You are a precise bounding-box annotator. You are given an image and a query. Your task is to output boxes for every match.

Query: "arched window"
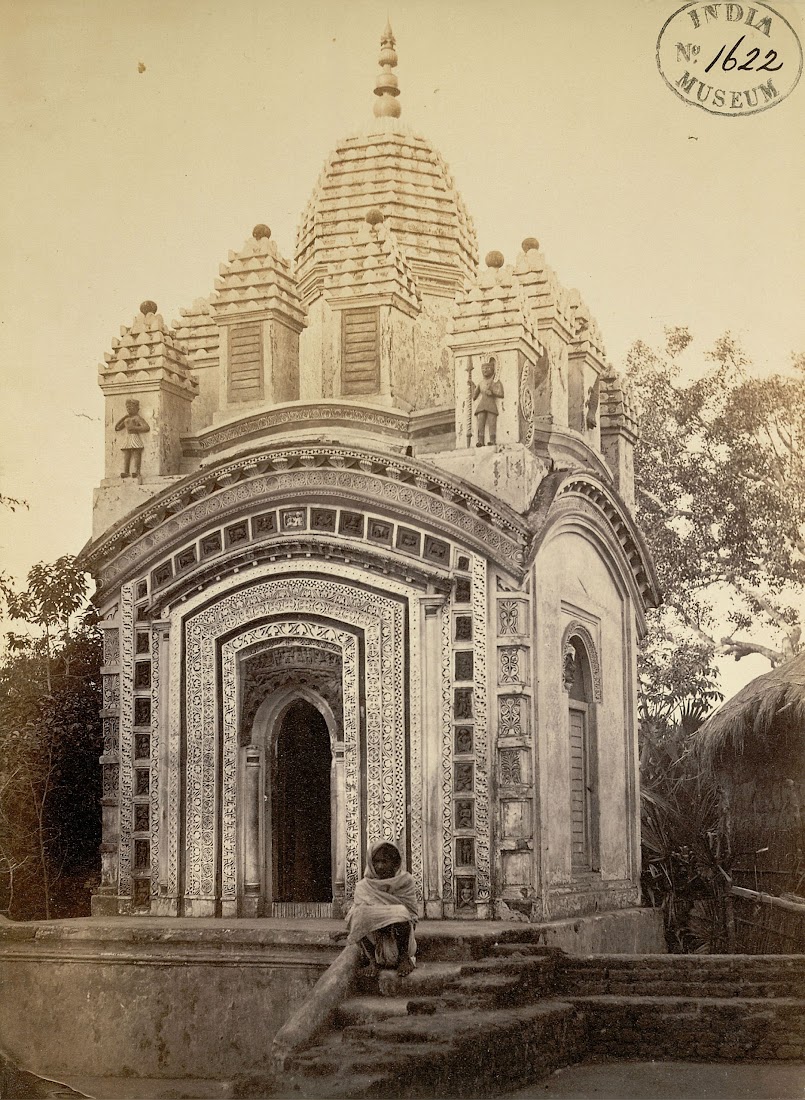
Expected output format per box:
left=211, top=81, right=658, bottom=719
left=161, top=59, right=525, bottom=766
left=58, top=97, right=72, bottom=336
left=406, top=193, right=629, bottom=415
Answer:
left=563, top=636, right=600, bottom=874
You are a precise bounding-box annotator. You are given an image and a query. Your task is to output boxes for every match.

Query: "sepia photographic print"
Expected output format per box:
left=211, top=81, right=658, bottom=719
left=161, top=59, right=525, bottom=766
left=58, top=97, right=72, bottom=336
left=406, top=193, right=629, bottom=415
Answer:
left=1, top=2, right=804, bottom=1098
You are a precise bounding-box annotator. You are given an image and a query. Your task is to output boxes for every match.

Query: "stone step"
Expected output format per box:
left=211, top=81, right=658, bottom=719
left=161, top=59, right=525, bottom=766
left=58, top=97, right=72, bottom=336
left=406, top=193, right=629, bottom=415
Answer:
left=573, top=994, right=805, bottom=1063
left=490, top=943, right=560, bottom=958
left=570, top=993, right=805, bottom=1007
left=458, top=953, right=554, bottom=975
left=458, top=953, right=558, bottom=990
left=341, top=1000, right=575, bottom=1046
left=405, top=993, right=491, bottom=1015
left=374, top=960, right=463, bottom=998
left=335, top=995, right=413, bottom=1027
left=411, top=927, right=569, bottom=964
left=285, top=1030, right=456, bottom=1089
left=319, top=1001, right=582, bottom=1098
left=450, top=971, right=523, bottom=997
left=567, top=963, right=805, bottom=981
left=563, top=955, right=805, bottom=979
left=565, top=977, right=804, bottom=998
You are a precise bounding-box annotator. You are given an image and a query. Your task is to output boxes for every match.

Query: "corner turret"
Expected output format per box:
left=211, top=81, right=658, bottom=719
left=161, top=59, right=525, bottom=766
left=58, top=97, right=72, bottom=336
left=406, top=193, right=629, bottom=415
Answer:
left=95, top=301, right=198, bottom=535
left=600, top=369, right=640, bottom=506
left=211, top=225, right=306, bottom=413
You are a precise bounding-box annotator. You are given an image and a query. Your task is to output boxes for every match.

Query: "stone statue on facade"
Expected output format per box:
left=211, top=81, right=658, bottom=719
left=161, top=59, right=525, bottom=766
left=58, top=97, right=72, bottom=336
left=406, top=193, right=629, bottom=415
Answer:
left=473, top=358, right=504, bottom=447
left=115, top=398, right=150, bottom=478
left=586, top=376, right=601, bottom=429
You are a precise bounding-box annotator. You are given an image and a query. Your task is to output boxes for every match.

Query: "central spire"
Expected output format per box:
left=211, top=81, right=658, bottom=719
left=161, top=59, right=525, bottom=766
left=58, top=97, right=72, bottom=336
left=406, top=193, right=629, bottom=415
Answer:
left=373, top=20, right=401, bottom=118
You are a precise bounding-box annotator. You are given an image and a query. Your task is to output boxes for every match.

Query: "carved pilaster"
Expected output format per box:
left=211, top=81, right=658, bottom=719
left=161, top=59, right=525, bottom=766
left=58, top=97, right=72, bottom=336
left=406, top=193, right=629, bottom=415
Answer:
left=92, top=620, right=122, bottom=916
left=493, top=576, right=538, bottom=921
left=241, top=746, right=261, bottom=918
left=421, top=594, right=448, bottom=917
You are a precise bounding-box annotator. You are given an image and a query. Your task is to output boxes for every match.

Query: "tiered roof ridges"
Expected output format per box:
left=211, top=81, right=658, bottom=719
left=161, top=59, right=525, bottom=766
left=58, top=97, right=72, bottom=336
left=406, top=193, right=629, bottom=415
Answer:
left=449, top=242, right=608, bottom=367
left=172, top=298, right=220, bottom=365
left=211, top=233, right=306, bottom=332
left=100, top=308, right=198, bottom=393
left=449, top=262, right=538, bottom=346
left=324, top=218, right=421, bottom=314
left=296, top=118, right=478, bottom=301
left=566, top=291, right=606, bottom=362
left=513, top=246, right=578, bottom=337
left=601, top=369, right=639, bottom=435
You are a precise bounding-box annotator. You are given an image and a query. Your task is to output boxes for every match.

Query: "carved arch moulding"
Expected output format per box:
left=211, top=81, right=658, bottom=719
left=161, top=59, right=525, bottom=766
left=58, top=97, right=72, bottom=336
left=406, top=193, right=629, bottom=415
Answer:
left=156, top=562, right=423, bottom=912
left=528, top=472, right=661, bottom=615
left=83, top=443, right=528, bottom=598
left=552, top=476, right=660, bottom=609
left=560, top=619, right=603, bottom=703
left=222, top=623, right=360, bottom=907
left=238, top=639, right=344, bottom=737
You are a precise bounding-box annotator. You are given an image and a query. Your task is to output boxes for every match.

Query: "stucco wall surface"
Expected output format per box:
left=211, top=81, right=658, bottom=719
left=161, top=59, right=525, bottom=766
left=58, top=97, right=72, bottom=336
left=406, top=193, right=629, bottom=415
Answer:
left=534, top=525, right=640, bottom=909
left=0, top=922, right=336, bottom=1079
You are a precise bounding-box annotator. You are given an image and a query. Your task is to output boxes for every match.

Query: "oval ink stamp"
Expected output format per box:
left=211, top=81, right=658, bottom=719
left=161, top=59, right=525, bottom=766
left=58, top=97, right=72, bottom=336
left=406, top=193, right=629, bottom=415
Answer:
left=657, top=2, right=803, bottom=115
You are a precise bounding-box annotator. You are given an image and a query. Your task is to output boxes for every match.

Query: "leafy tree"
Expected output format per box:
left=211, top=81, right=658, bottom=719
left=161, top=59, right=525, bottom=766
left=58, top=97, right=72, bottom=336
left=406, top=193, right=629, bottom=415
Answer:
left=627, top=329, right=805, bottom=677
left=628, top=331, right=805, bottom=950
left=0, top=492, right=28, bottom=611
left=0, top=557, right=101, bottom=919
left=3, top=555, right=90, bottom=691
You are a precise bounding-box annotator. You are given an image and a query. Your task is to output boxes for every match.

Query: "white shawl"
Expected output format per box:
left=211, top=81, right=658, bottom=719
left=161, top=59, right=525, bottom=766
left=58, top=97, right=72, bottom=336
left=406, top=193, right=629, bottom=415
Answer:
left=345, top=842, right=418, bottom=954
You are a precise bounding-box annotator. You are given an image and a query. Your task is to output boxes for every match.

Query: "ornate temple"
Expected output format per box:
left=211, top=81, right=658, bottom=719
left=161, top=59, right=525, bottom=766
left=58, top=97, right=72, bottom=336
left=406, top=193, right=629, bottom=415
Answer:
left=81, top=25, right=660, bottom=923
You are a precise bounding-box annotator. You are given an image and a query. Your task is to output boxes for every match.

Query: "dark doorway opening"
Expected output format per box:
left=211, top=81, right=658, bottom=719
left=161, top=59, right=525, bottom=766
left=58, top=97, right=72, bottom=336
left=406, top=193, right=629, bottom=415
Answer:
left=272, top=699, right=332, bottom=903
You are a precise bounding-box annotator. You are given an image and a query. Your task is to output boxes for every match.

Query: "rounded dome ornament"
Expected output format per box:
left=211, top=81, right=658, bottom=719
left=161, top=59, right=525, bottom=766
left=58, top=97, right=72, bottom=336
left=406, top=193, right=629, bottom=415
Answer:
left=365, top=208, right=385, bottom=227
left=252, top=224, right=272, bottom=240
left=485, top=251, right=504, bottom=269
left=521, top=237, right=540, bottom=253
left=139, top=300, right=158, bottom=316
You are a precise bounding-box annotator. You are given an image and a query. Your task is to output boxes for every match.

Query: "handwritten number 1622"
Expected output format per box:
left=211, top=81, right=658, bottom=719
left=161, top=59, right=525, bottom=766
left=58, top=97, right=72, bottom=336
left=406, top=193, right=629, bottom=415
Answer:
left=704, top=35, right=783, bottom=73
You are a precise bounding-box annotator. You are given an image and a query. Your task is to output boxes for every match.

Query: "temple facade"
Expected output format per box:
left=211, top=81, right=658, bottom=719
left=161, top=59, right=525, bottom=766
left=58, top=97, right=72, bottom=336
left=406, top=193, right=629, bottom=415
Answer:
left=81, top=25, right=659, bottom=922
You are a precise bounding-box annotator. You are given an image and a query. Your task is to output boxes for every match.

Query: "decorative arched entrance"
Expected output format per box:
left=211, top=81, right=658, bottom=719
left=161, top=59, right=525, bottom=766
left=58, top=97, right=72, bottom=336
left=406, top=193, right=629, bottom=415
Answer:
left=272, top=698, right=332, bottom=906
left=244, top=676, right=344, bottom=918
left=166, top=568, right=420, bottom=918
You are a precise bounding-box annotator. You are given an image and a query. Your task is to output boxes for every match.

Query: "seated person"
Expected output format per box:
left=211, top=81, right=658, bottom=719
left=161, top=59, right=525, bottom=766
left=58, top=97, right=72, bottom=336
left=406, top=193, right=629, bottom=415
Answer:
left=346, top=841, right=417, bottom=977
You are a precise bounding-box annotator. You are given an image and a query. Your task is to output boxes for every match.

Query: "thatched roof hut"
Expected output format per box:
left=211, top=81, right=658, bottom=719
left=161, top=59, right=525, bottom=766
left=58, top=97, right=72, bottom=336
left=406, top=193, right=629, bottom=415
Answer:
left=694, top=652, right=805, bottom=943
left=695, top=651, right=805, bottom=779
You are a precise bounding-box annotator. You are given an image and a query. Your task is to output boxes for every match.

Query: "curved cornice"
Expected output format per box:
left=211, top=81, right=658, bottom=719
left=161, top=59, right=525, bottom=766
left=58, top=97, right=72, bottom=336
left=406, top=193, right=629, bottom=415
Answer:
left=81, top=442, right=659, bottom=617
left=80, top=443, right=530, bottom=597
left=180, top=401, right=454, bottom=459
left=531, top=426, right=612, bottom=483
left=529, top=470, right=662, bottom=613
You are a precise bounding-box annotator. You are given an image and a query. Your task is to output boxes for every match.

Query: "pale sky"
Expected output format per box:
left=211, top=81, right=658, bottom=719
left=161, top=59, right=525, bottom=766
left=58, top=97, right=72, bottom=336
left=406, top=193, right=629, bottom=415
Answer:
left=1, top=0, right=804, bottom=695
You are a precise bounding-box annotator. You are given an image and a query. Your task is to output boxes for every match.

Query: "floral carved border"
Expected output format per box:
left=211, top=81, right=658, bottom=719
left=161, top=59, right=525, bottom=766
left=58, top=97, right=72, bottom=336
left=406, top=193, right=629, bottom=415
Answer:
left=440, top=603, right=454, bottom=901
left=472, top=555, right=491, bottom=901
left=221, top=624, right=360, bottom=900
left=117, top=584, right=135, bottom=897
left=149, top=624, right=162, bottom=892
left=165, top=563, right=422, bottom=906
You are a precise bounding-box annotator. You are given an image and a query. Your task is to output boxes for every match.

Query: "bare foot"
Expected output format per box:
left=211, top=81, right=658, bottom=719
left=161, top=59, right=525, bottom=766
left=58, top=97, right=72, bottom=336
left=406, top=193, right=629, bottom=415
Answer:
left=396, top=957, right=415, bottom=978
left=365, top=961, right=380, bottom=979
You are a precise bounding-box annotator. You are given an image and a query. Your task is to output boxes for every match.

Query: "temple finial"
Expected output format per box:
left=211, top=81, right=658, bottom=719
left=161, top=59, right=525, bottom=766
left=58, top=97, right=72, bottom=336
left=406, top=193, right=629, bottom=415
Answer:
left=374, top=21, right=401, bottom=118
